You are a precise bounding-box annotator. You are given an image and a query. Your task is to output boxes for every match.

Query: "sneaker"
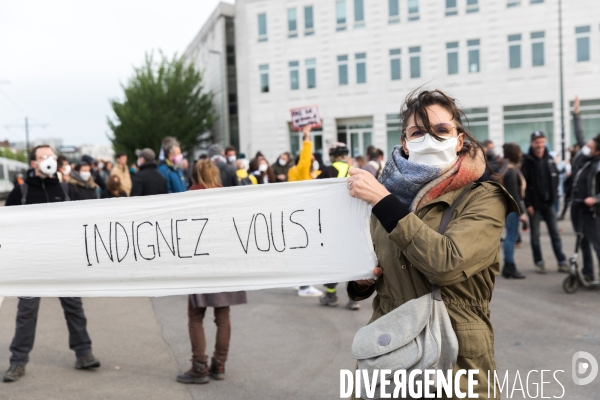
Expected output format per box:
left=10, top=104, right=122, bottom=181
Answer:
left=3, top=365, right=25, bottom=382
left=298, top=286, right=323, bottom=297
left=75, top=353, right=100, bottom=370
left=319, top=293, right=339, bottom=307
left=345, top=300, right=360, bottom=310
left=177, top=361, right=209, bottom=384
left=209, top=357, right=225, bottom=380
left=535, top=262, right=547, bottom=275
left=558, top=262, right=569, bottom=273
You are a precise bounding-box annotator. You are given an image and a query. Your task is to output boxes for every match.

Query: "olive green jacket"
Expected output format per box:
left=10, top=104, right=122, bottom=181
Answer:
left=349, top=182, right=518, bottom=399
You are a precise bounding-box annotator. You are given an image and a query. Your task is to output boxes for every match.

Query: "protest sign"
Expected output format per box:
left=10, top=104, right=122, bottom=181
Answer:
left=0, top=179, right=377, bottom=297
left=290, top=105, right=322, bottom=131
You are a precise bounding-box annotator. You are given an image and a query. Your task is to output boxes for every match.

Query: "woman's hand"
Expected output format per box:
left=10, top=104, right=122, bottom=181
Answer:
left=354, top=266, right=383, bottom=291
left=347, top=168, right=391, bottom=206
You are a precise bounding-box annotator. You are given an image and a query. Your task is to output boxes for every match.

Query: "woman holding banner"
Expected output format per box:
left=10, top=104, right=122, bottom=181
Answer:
left=176, top=159, right=247, bottom=385
left=346, top=89, right=518, bottom=399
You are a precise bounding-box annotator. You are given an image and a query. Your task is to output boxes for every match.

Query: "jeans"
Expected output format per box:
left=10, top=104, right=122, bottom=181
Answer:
left=529, top=203, right=567, bottom=265
left=503, top=212, right=520, bottom=264
left=571, top=203, right=600, bottom=279
left=187, top=297, right=230, bottom=365
left=9, top=297, right=92, bottom=366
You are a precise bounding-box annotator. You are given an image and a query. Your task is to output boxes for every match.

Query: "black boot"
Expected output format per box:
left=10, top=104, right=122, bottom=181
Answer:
left=502, top=262, right=525, bottom=279
left=176, top=361, right=209, bottom=384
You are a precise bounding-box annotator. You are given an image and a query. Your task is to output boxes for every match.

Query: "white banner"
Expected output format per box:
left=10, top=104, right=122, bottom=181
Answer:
left=0, top=180, right=377, bottom=297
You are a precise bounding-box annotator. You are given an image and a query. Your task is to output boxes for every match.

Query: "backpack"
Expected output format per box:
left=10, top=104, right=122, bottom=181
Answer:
left=20, top=182, right=70, bottom=205
left=491, top=162, right=526, bottom=198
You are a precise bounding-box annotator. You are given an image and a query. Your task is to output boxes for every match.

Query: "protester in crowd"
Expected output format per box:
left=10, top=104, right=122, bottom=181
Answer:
left=559, top=145, right=580, bottom=220
left=81, top=155, right=106, bottom=192
left=283, top=125, right=323, bottom=297
left=101, top=175, right=127, bottom=198
left=250, top=155, right=276, bottom=184
left=3, top=145, right=100, bottom=383
left=207, top=144, right=239, bottom=188
left=521, top=131, right=569, bottom=274
left=235, top=159, right=257, bottom=185
left=347, top=89, right=517, bottom=398
left=109, top=152, right=132, bottom=196
left=272, top=152, right=291, bottom=183
left=362, top=148, right=384, bottom=179
left=568, top=96, right=600, bottom=282
left=158, top=137, right=188, bottom=193
left=494, top=143, right=527, bottom=279
left=129, top=163, right=138, bottom=175
left=99, top=160, right=111, bottom=183
left=68, top=162, right=98, bottom=200
left=177, top=159, right=247, bottom=385
left=225, top=146, right=237, bottom=166
left=57, top=155, right=71, bottom=183
left=354, top=155, right=366, bottom=168
left=315, top=140, right=358, bottom=309
left=130, top=148, right=168, bottom=197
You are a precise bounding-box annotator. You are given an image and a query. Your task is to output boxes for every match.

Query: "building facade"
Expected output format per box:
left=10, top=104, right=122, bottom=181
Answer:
left=188, top=0, right=600, bottom=163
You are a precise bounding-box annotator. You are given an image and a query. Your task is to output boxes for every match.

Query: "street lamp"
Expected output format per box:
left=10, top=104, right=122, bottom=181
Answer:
left=558, top=0, right=566, bottom=160
left=209, top=49, right=227, bottom=148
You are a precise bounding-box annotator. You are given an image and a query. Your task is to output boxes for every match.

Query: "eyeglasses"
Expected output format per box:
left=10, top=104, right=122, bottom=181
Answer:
left=403, top=122, right=457, bottom=143
left=37, top=155, right=57, bottom=161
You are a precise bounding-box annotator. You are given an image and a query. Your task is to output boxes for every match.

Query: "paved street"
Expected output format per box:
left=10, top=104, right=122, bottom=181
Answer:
left=0, top=217, right=599, bottom=399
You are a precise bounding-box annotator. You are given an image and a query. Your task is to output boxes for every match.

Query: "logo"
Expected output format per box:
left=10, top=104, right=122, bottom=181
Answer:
left=572, top=351, right=598, bottom=386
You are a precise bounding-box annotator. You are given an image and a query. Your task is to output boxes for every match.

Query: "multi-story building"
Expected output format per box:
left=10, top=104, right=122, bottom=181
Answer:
left=187, top=0, right=600, bottom=162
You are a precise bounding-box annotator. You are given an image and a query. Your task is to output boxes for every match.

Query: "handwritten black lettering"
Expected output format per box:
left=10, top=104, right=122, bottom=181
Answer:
left=254, top=213, right=271, bottom=252
left=233, top=215, right=255, bottom=254
left=131, top=221, right=137, bottom=261
left=114, top=222, right=129, bottom=263
left=289, top=210, right=309, bottom=249
left=270, top=212, right=286, bottom=252
left=175, top=219, right=192, bottom=259
left=192, top=218, right=209, bottom=256
left=94, top=223, right=114, bottom=263
left=83, top=224, right=92, bottom=266
left=156, top=220, right=175, bottom=257
left=136, top=221, right=156, bottom=261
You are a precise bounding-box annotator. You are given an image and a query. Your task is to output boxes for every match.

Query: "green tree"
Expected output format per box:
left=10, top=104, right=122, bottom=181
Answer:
left=108, top=52, right=217, bottom=161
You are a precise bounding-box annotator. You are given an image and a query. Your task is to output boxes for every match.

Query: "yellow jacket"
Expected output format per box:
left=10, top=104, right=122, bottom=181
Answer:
left=110, top=164, right=132, bottom=196
left=236, top=169, right=258, bottom=185
left=288, top=141, right=313, bottom=182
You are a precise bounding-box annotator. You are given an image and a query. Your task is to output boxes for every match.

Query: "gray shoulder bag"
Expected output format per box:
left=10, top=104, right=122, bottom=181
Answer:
left=351, top=184, right=473, bottom=399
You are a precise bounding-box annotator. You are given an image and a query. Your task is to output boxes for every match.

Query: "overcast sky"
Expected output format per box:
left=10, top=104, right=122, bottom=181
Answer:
left=0, top=0, right=231, bottom=147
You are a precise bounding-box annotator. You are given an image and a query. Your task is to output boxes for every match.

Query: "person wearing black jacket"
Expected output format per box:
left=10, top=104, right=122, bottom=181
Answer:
left=67, top=163, right=98, bottom=201
left=81, top=154, right=106, bottom=191
left=130, top=148, right=168, bottom=197
left=569, top=96, right=600, bottom=282
left=207, top=144, right=239, bottom=188
left=3, top=145, right=100, bottom=383
left=521, top=131, right=568, bottom=274
left=497, top=143, right=527, bottom=279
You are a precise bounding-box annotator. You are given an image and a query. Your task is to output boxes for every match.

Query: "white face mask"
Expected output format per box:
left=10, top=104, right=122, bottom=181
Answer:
left=79, top=171, right=92, bottom=181
left=312, top=161, right=320, bottom=171
left=62, top=165, right=71, bottom=175
left=405, top=134, right=460, bottom=166
left=258, top=163, right=268, bottom=172
left=38, top=158, right=58, bottom=177
left=228, top=155, right=236, bottom=164
left=581, top=145, right=591, bottom=156
left=278, top=158, right=287, bottom=166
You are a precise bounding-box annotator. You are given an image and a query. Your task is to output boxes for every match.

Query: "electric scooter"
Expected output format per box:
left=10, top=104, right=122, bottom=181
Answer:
left=563, top=200, right=600, bottom=293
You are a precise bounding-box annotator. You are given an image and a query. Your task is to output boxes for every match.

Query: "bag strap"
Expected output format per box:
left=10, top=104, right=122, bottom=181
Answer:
left=432, top=182, right=474, bottom=301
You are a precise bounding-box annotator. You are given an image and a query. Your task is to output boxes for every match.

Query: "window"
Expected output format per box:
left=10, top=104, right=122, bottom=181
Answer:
left=306, top=59, right=316, bottom=89
left=504, top=103, right=554, bottom=150
left=386, top=114, right=402, bottom=156
left=304, top=6, right=314, bottom=36
left=354, top=0, right=365, bottom=28
left=507, top=0, right=521, bottom=7
left=259, top=64, right=269, bottom=93
left=409, top=46, right=421, bottom=78
left=336, top=0, right=347, bottom=31
left=338, top=55, right=349, bottom=85
left=531, top=31, right=545, bottom=66
left=468, top=39, right=480, bottom=73
left=570, top=99, right=600, bottom=143
left=446, top=42, right=459, bottom=75
left=408, top=0, right=419, bottom=21
left=337, top=121, right=373, bottom=157
left=290, top=124, right=323, bottom=156
left=289, top=61, right=300, bottom=90
left=388, top=0, right=400, bottom=24
left=467, top=0, right=479, bottom=13
left=390, top=49, right=401, bottom=80
left=463, top=108, right=489, bottom=142
left=508, top=34, right=522, bottom=69
left=258, top=13, right=267, bottom=42
left=446, top=0, right=458, bottom=16
left=356, top=53, right=367, bottom=84
left=530, top=0, right=544, bottom=3
left=576, top=26, right=591, bottom=62
left=287, top=8, right=298, bottom=38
